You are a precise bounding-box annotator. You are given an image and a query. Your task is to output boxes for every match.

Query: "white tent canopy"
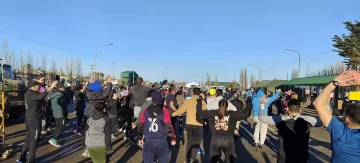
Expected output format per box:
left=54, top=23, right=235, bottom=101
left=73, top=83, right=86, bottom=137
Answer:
left=185, top=82, right=200, bottom=88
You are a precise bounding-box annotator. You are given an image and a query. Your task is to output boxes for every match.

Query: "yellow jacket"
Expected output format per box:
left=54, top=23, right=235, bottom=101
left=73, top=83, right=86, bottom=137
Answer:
left=172, top=95, right=207, bottom=126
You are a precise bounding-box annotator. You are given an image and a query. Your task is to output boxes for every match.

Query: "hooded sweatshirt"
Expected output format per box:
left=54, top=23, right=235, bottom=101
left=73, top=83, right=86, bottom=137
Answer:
left=252, top=90, right=279, bottom=117
left=85, top=109, right=112, bottom=151
left=85, top=81, right=112, bottom=117
left=137, top=104, right=175, bottom=143
left=50, top=91, right=68, bottom=118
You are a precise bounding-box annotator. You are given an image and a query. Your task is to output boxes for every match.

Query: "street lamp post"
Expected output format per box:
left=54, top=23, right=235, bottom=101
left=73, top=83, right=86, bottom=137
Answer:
left=163, top=64, right=167, bottom=79
left=133, top=60, right=145, bottom=84
left=94, top=44, right=113, bottom=81
left=249, top=64, right=262, bottom=81
left=282, top=48, right=301, bottom=74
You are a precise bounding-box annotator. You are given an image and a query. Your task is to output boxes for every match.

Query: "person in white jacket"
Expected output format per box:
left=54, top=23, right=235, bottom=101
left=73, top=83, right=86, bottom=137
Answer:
left=207, top=89, right=237, bottom=111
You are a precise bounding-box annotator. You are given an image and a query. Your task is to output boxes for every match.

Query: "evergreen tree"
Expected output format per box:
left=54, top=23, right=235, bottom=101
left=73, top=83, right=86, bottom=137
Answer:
left=333, top=21, right=360, bottom=66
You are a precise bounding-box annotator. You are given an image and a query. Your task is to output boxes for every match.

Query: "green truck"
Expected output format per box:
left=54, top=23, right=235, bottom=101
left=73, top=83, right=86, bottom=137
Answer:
left=0, top=64, right=26, bottom=119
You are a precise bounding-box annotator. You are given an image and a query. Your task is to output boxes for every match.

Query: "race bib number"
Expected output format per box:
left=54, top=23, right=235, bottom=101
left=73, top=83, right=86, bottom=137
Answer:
left=148, top=118, right=158, bottom=132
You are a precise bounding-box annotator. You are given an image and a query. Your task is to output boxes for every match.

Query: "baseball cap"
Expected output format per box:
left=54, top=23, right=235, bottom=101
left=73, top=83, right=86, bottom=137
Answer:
left=27, top=80, right=39, bottom=88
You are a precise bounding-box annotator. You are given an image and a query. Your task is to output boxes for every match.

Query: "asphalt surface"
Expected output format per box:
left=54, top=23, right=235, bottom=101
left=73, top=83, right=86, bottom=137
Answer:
left=2, top=104, right=332, bottom=163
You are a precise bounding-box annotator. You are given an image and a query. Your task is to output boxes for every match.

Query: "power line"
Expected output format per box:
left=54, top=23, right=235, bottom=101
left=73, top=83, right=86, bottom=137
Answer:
left=0, top=30, right=113, bottom=64
left=263, top=51, right=334, bottom=71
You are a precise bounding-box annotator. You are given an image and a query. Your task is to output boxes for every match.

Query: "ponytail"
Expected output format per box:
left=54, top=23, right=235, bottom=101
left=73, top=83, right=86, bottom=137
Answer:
left=218, top=99, right=228, bottom=120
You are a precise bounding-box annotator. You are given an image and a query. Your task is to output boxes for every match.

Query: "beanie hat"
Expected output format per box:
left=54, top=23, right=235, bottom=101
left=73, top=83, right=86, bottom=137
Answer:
left=88, top=81, right=102, bottom=92
left=152, top=91, right=162, bottom=104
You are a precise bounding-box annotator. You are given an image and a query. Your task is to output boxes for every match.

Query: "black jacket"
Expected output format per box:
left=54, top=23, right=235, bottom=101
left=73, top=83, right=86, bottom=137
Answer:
left=74, top=90, right=86, bottom=112
left=108, top=99, right=120, bottom=116
left=196, top=99, right=250, bottom=136
left=25, top=89, right=49, bottom=118
left=129, top=80, right=167, bottom=107
left=85, top=82, right=113, bottom=117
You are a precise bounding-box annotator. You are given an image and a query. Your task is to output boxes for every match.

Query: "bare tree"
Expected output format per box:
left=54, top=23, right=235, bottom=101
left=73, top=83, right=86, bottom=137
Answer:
left=2, top=39, right=10, bottom=64
left=12, top=51, right=19, bottom=71
left=41, top=55, right=47, bottom=74
left=69, top=58, right=74, bottom=80
left=27, top=52, right=33, bottom=79
left=291, top=69, right=300, bottom=79
left=206, top=72, right=211, bottom=89
left=59, top=68, right=65, bottom=77
left=239, top=69, right=244, bottom=90
left=215, top=74, right=218, bottom=86
left=34, top=56, right=40, bottom=72
left=75, top=57, right=82, bottom=79
left=244, top=68, right=248, bottom=89
left=50, top=60, right=57, bottom=74
left=250, top=74, right=256, bottom=87
left=19, top=50, right=25, bottom=81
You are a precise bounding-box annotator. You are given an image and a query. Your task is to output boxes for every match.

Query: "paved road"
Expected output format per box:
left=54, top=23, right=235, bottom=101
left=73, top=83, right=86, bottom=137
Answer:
left=2, top=105, right=331, bottom=163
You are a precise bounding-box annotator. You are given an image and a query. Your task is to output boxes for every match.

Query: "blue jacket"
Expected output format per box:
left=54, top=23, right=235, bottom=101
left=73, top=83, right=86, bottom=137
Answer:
left=247, top=90, right=253, bottom=98
left=252, top=90, right=279, bottom=117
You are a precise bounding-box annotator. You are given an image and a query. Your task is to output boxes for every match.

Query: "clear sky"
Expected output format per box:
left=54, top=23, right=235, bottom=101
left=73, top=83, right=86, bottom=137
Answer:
left=0, top=0, right=358, bottom=83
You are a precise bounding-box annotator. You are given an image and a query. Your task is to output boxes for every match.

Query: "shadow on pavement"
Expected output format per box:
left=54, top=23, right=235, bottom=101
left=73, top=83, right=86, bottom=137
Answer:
left=116, top=142, right=140, bottom=163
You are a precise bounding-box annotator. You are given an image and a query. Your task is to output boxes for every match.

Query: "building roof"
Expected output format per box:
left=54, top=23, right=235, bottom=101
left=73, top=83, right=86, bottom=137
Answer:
left=282, top=75, right=337, bottom=85
left=261, top=80, right=287, bottom=88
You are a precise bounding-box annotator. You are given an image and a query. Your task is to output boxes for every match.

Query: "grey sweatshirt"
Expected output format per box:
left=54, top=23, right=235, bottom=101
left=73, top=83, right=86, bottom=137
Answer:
left=85, top=110, right=112, bottom=151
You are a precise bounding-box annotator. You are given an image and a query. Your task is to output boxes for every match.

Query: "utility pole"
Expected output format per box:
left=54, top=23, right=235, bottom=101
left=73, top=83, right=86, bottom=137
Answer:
left=282, top=48, right=301, bottom=76
left=94, top=44, right=113, bottom=81
left=287, top=73, right=288, bottom=80
left=90, top=64, right=94, bottom=80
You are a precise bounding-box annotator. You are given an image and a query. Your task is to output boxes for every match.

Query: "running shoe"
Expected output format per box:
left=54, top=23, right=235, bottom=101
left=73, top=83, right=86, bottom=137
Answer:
left=47, top=128, right=52, bottom=132
left=74, top=130, right=82, bottom=136
left=252, top=142, right=258, bottom=147
left=136, top=142, right=143, bottom=149
left=82, top=151, right=90, bottom=157
left=41, top=129, right=47, bottom=134
left=258, top=144, right=263, bottom=148
left=118, top=128, right=123, bottom=132
left=111, top=134, right=116, bottom=139
left=48, top=138, right=61, bottom=147
left=197, top=148, right=204, bottom=154
left=123, top=136, right=128, bottom=140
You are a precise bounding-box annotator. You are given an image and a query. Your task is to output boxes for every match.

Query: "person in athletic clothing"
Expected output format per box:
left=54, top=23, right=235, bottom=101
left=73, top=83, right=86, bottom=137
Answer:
left=259, top=99, right=322, bottom=163
left=137, top=91, right=176, bottom=163
left=252, top=89, right=280, bottom=148
left=313, top=71, right=360, bottom=163
left=196, top=99, right=251, bottom=163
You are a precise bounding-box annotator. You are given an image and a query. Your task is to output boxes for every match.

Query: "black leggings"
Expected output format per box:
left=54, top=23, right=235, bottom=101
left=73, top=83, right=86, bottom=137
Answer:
left=210, top=135, right=236, bottom=163
left=52, top=117, right=66, bottom=140
left=75, top=109, right=84, bottom=131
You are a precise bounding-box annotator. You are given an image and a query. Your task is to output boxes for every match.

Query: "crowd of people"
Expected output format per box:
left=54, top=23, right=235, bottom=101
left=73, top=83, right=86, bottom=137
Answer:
left=15, top=71, right=360, bottom=163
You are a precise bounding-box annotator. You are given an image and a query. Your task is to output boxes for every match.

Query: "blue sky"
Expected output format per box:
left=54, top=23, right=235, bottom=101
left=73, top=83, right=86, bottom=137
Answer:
left=0, top=0, right=357, bottom=83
